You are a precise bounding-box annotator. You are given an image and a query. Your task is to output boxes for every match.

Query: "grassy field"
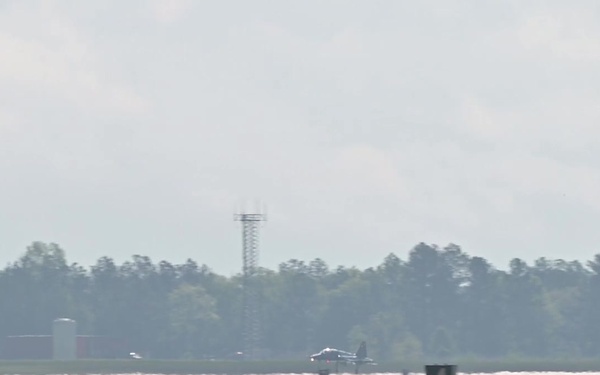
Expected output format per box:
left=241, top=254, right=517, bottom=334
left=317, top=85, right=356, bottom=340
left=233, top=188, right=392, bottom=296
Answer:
left=2, top=358, right=600, bottom=374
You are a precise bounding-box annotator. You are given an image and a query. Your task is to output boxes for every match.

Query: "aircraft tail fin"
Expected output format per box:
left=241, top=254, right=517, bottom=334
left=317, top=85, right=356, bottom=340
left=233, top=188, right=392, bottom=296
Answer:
left=356, top=341, right=367, bottom=359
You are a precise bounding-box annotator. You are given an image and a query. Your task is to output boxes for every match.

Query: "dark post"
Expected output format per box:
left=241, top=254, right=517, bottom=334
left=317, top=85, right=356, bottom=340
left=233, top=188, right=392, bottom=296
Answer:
left=425, top=364, right=457, bottom=375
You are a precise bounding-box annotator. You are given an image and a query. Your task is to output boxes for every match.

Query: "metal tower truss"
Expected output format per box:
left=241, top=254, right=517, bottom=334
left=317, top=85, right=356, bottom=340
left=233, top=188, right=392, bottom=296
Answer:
left=234, top=213, right=266, bottom=360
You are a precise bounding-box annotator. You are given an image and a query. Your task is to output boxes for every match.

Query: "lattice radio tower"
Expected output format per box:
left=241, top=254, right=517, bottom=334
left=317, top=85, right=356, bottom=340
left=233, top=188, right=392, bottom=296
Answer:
left=234, top=209, right=266, bottom=360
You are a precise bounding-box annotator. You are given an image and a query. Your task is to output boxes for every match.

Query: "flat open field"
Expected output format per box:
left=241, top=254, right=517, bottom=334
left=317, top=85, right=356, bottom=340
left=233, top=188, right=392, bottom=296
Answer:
left=3, top=359, right=600, bottom=375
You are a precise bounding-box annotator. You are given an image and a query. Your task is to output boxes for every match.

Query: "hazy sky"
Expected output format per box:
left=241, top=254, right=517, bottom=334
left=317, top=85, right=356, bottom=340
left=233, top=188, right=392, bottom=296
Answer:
left=2, top=0, right=600, bottom=275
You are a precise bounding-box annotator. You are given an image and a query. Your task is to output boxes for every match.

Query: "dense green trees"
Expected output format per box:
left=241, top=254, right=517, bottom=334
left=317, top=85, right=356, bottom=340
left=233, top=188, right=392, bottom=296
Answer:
left=0, top=241, right=598, bottom=360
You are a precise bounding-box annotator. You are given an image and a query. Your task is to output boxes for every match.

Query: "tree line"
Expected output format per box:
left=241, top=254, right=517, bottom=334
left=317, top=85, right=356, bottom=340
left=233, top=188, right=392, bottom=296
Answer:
left=0, top=241, right=599, bottom=361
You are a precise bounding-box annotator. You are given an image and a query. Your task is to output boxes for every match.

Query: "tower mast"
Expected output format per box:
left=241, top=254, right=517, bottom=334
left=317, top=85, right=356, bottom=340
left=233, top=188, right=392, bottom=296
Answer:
left=234, top=210, right=266, bottom=360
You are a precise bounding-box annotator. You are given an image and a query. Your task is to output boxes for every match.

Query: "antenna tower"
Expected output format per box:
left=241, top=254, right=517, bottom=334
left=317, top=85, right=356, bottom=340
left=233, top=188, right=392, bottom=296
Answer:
left=234, top=209, right=266, bottom=360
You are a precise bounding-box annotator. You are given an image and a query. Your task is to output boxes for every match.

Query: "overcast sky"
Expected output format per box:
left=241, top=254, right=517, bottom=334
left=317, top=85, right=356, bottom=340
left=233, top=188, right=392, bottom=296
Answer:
left=2, top=0, right=600, bottom=275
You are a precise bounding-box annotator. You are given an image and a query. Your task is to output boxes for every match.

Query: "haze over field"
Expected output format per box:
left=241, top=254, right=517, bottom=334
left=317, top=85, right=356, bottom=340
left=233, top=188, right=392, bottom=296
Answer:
left=1, top=1, right=600, bottom=274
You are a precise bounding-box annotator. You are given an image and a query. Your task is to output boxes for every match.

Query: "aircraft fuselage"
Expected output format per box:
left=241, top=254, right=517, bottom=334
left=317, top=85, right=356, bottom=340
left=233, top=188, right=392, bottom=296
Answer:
left=309, top=342, right=375, bottom=372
